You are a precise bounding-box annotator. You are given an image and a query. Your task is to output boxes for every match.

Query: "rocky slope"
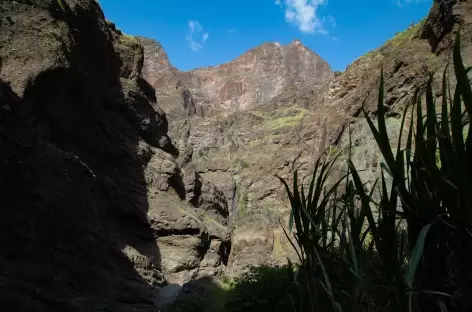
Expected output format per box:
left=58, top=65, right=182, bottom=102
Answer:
left=0, top=0, right=231, bottom=310
left=139, top=38, right=334, bottom=275
left=140, top=38, right=333, bottom=119
left=140, top=0, right=472, bottom=274
left=138, top=37, right=335, bottom=273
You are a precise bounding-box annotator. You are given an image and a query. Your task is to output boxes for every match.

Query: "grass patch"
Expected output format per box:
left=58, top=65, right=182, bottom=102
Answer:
left=263, top=108, right=307, bottom=131
left=237, top=187, right=249, bottom=218
left=225, top=266, right=300, bottom=312
left=328, top=147, right=338, bottom=157
left=119, top=33, right=140, bottom=46
left=203, top=215, right=227, bottom=231
left=387, top=19, right=425, bottom=46
left=244, top=106, right=308, bottom=132
left=170, top=266, right=298, bottom=312
left=246, top=134, right=284, bottom=148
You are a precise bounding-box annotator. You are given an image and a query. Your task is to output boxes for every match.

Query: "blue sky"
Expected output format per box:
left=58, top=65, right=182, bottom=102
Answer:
left=99, top=0, right=433, bottom=71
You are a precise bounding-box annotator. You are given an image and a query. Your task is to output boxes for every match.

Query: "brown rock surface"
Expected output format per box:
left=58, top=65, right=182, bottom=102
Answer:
left=140, top=38, right=333, bottom=119
left=226, top=215, right=275, bottom=277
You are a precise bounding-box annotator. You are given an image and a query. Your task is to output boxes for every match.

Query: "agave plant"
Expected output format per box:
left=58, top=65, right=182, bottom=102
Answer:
left=277, top=151, right=346, bottom=312
left=358, top=31, right=472, bottom=312
left=279, top=32, right=472, bottom=312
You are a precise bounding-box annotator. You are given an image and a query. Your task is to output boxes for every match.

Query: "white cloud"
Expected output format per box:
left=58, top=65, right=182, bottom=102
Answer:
left=277, top=0, right=329, bottom=34
left=395, top=0, right=426, bottom=7
left=186, top=20, right=209, bottom=51
left=325, top=15, right=336, bottom=28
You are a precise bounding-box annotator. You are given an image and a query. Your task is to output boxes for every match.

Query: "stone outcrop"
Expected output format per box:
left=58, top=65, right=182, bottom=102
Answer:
left=140, top=38, right=333, bottom=119
left=226, top=215, right=275, bottom=277
left=0, top=0, right=230, bottom=310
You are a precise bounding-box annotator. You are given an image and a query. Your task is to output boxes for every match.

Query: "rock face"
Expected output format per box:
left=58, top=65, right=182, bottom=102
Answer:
left=139, top=0, right=472, bottom=276
left=140, top=38, right=333, bottom=119
left=0, top=0, right=230, bottom=310
left=139, top=37, right=335, bottom=273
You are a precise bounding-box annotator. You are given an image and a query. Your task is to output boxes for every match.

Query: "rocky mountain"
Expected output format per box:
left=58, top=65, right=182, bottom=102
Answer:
left=140, top=38, right=333, bottom=119
left=138, top=36, right=337, bottom=272
left=139, top=0, right=472, bottom=277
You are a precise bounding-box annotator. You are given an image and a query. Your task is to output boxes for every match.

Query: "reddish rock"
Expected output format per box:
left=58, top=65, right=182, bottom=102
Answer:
left=139, top=38, right=333, bottom=118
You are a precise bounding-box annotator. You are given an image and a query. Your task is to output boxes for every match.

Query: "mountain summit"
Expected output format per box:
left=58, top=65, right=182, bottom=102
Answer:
left=139, top=38, right=333, bottom=119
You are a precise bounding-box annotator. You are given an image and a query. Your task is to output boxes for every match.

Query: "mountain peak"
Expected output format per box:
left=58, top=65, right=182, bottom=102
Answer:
left=290, top=39, right=303, bottom=46
left=140, top=36, right=333, bottom=116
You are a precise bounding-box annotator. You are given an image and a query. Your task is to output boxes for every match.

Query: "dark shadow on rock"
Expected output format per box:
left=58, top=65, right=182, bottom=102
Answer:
left=169, top=168, right=188, bottom=200
left=0, top=1, right=175, bottom=309
left=0, top=69, right=162, bottom=312
left=156, top=284, right=182, bottom=310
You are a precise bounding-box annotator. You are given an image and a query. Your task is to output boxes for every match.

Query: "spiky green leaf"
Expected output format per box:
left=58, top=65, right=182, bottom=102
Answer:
left=405, top=223, right=432, bottom=289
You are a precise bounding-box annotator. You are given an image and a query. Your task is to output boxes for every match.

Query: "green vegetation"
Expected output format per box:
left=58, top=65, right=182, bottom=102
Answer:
left=236, top=158, right=250, bottom=170
left=56, top=0, right=67, bottom=11
left=328, top=147, right=338, bottom=157
left=119, top=33, right=141, bottom=48
left=387, top=19, right=425, bottom=46
left=263, top=108, right=307, bottom=131
left=203, top=215, right=227, bottom=231
left=170, top=266, right=296, bottom=312
left=237, top=187, right=249, bottom=218
left=247, top=106, right=308, bottom=131
left=170, top=279, right=232, bottom=312
left=105, top=19, right=115, bottom=27
left=120, top=33, right=138, bottom=42
left=224, top=266, right=299, bottom=312
left=196, top=146, right=211, bottom=159
left=240, top=205, right=284, bottom=227
left=261, top=206, right=283, bottom=226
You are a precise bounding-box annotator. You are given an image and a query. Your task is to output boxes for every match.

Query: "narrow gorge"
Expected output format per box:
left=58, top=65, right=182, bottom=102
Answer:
left=0, top=0, right=471, bottom=311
